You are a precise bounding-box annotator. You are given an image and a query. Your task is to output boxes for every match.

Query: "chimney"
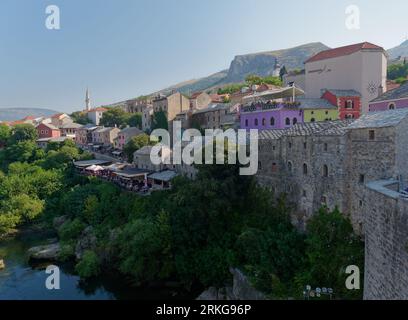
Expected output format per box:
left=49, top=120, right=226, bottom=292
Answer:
left=378, top=85, right=384, bottom=97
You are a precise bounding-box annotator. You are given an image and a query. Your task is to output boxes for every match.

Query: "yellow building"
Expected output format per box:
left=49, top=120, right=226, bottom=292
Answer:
left=298, top=98, right=339, bottom=122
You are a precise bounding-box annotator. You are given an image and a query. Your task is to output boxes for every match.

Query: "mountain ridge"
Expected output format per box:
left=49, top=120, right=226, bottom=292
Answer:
left=0, top=107, right=59, bottom=122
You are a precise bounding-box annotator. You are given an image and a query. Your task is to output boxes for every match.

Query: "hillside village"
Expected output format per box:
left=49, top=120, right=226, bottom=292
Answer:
left=2, top=41, right=408, bottom=299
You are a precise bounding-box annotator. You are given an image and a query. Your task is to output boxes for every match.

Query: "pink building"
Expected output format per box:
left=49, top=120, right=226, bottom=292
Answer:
left=36, top=122, right=61, bottom=139
left=369, top=82, right=408, bottom=112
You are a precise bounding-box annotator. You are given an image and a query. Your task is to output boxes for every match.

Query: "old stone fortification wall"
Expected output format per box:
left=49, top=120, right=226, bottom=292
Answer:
left=363, top=188, right=408, bottom=300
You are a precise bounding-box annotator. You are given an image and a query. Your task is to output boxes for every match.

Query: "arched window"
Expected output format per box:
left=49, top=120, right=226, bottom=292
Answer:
left=254, top=118, right=259, bottom=126
left=310, top=118, right=316, bottom=122
left=287, top=161, right=293, bottom=172
left=323, top=164, right=329, bottom=177
left=245, top=119, right=248, bottom=127
left=272, top=162, right=278, bottom=173
left=270, top=117, right=275, bottom=126
left=262, top=118, right=266, bottom=126
left=388, top=103, right=396, bottom=110
left=285, top=118, right=290, bottom=125
left=303, top=163, right=308, bottom=175
left=293, top=118, right=298, bottom=125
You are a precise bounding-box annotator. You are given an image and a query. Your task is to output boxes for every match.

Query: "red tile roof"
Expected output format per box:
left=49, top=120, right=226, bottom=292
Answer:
left=23, top=116, right=35, bottom=121
left=51, top=113, right=65, bottom=118
left=88, top=107, right=108, bottom=112
left=305, top=42, right=384, bottom=63
left=190, top=92, right=203, bottom=99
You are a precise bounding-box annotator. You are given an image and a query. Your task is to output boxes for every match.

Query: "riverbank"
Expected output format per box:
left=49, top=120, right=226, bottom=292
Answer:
left=0, top=226, right=198, bottom=300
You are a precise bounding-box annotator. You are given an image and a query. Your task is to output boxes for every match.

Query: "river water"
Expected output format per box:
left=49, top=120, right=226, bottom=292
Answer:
left=0, top=229, right=196, bottom=300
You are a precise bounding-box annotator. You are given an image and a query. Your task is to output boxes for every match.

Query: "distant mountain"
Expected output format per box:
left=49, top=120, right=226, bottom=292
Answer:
left=157, top=42, right=330, bottom=95
left=0, top=108, right=58, bottom=122
left=387, top=40, right=408, bottom=61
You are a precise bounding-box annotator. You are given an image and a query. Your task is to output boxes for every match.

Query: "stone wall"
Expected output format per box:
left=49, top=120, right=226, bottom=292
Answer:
left=363, top=187, right=408, bottom=299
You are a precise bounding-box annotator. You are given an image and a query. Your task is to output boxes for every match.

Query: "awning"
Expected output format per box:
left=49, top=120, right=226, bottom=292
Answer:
left=85, top=165, right=105, bottom=172
left=243, top=86, right=305, bottom=103
left=148, top=170, right=178, bottom=182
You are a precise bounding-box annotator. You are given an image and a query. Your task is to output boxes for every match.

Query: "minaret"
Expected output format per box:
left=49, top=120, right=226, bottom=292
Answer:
left=85, top=88, right=91, bottom=111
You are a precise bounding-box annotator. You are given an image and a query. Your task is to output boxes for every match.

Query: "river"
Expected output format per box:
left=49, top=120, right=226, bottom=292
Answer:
left=0, top=228, right=197, bottom=300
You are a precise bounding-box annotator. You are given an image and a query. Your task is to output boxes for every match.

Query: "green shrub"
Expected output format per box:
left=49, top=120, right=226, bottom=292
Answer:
left=59, top=219, right=85, bottom=242
left=75, top=250, right=100, bottom=278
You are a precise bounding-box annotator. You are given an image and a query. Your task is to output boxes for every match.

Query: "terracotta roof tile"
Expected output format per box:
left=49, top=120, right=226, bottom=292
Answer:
left=305, top=42, right=384, bottom=63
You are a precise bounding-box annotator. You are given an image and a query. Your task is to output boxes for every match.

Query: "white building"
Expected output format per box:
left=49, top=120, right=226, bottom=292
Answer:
left=304, top=42, right=387, bottom=114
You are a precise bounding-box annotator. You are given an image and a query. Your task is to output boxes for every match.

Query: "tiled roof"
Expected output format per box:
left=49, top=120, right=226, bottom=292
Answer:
left=89, top=107, right=108, bottom=112
left=190, top=92, right=203, bottom=99
left=259, top=120, right=353, bottom=140
left=305, top=42, right=384, bottom=63
left=60, top=122, right=83, bottom=129
left=324, top=89, right=361, bottom=97
left=38, top=122, right=59, bottom=130
left=259, top=129, right=287, bottom=140
left=120, top=127, right=143, bottom=135
left=193, top=103, right=231, bottom=115
left=347, top=108, right=408, bottom=129
left=370, top=81, right=408, bottom=103
left=297, top=98, right=337, bottom=109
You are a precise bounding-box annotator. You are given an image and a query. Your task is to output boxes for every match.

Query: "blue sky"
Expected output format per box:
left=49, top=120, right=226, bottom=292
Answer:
left=0, top=0, right=407, bottom=113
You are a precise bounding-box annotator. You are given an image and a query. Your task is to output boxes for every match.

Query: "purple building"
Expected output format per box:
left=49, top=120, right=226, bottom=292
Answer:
left=369, top=82, right=408, bottom=112
left=240, top=101, right=304, bottom=130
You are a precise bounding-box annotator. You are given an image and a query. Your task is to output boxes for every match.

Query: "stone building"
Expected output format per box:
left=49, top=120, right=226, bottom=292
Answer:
left=257, top=108, right=408, bottom=299
left=152, top=92, right=190, bottom=122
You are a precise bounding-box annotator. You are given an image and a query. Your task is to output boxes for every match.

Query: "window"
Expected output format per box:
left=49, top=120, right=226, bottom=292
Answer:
left=324, top=143, right=328, bottom=152
left=310, top=118, right=316, bottom=122
left=293, top=118, right=298, bottom=125
left=270, top=117, right=275, bottom=126
left=272, top=162, right=278, bottom=173
left=262, top=118, right=266, bottom=126
left=288, top=142, right=292, bottom=149
left=272, top=146, right=276, bottom=151
left=346, top=100, right=354, bottom=109
left=369, top=130, right=375, bottom=140
left=359, top=174, right=365, bottom=184
left=311, top=111, right=314, bottom=115
left=245, top=119, right=249, bottom=127
left=321, top=196, right=327, bottom=204
left=258, top=161, right=262, bottom=170
left=359, top=200, right=363, bottom=207
left=303, top=190, right=307, bottom=197
left=285, top=118, right=290, bottom=125
left=287, top=161, right=293, bottom=172
left=388, top=103, right=396, bottom=110
left=346, top=114, right=354, bottom=119
left=255, top=118, right=259, bottom=126
left=303, top=163, right=308, bottom=175
left=323, top=164, right=329, bottom=177
left=325, top=111, right=329, bottom=115
left=303, top=142, right=307, bottom=149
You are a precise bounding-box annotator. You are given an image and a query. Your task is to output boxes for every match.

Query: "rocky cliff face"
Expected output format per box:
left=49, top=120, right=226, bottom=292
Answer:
left=157, top=42, right=329, bottom=95
left=388, top=40, right=408, bottom=60
left=225, top=42, right=329, bottom=83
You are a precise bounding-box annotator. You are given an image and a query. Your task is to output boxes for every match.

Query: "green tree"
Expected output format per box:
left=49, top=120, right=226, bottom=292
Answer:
left=70, top=111, right=92, bottom=125
left=0, top=124, right=11, bottom=147
left=128, top=113, right=142, bottom=128
left=123, top=133, right=152, bottom=162
left=100, top=107, right=130, bottom=128
left=75, top=250, right=100, bottom=278
left=151, top=111, right=168, bottom=131
left=9, top=124, right=38, bottom=144
left=295, top=207, right=364, bottom=300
